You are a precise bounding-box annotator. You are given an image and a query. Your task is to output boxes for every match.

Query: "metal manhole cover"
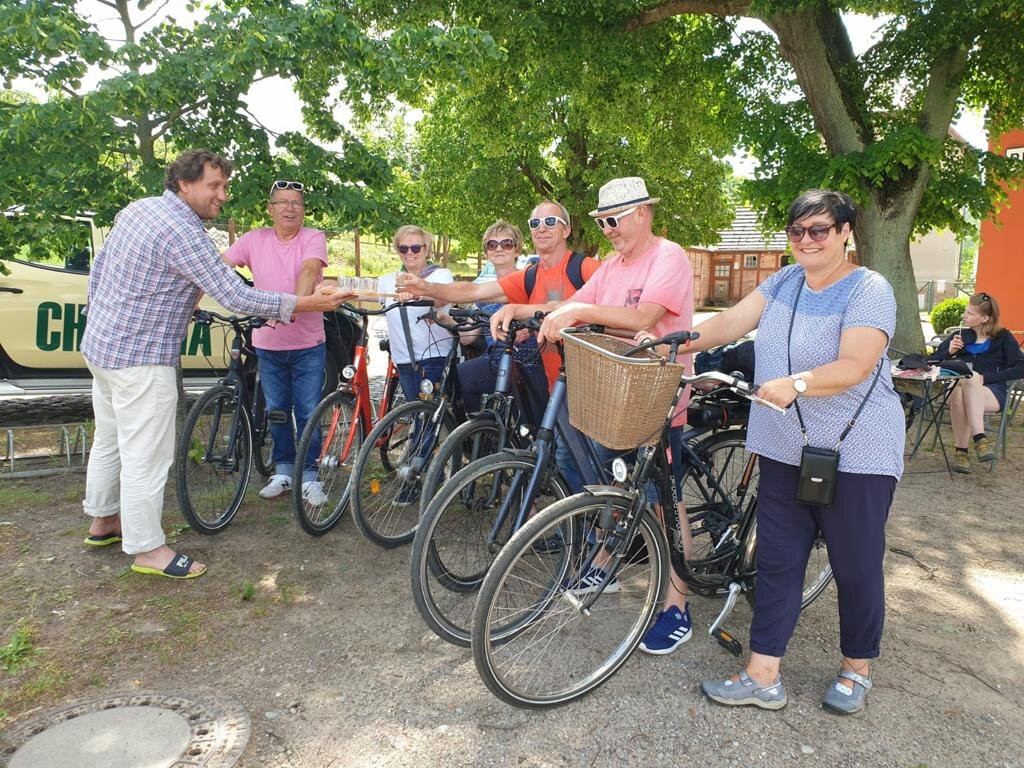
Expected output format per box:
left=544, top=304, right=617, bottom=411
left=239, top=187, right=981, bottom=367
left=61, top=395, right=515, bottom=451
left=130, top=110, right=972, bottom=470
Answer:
left=1, top=690, right=250, bottom=768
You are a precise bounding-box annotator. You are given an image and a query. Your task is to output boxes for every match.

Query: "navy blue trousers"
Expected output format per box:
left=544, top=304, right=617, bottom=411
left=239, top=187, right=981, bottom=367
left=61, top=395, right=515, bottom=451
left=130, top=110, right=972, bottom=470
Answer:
left=750, top=456, right=896, bottom=660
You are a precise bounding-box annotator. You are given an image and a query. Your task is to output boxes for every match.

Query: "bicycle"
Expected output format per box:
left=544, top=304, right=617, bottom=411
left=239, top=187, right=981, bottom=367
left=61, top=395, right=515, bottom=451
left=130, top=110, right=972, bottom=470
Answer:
left=410, top=325, right=620, bottom=647
left=469, top=328, right=833, bottom=708
left=347, top=306, right=490, bottom=548
left=415, top=314, right=545, bottom=521
left=290, top=300, right=424, bottom=535
left=174, top=310, right=274, bottom=534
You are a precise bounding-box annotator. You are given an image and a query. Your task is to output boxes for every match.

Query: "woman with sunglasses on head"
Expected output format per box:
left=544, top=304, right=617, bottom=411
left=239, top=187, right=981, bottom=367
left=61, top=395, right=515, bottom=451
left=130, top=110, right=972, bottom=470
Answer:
left=379, top=225, right=454, bottom=401
left=680, top=189, right=905, bottom=715
left=929, top=292, right=1024, bottom=472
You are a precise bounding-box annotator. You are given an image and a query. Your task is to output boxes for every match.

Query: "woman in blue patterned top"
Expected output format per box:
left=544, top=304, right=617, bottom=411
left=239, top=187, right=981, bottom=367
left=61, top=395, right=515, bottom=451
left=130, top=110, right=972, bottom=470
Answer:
left=929, top=293, right=1024, bottom=472
left=686, top=189, right=905, bottom=715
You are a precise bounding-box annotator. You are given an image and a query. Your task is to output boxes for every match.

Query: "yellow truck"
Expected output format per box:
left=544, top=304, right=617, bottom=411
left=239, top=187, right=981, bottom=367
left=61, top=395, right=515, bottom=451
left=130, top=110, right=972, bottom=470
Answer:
left=0, top=216, right=233, bottom=396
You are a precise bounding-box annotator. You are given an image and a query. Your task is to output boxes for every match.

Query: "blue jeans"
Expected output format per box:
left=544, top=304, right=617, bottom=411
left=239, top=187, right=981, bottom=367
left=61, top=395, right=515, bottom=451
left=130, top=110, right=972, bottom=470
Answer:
left=256, top=343, right=326, bottom=483
left=397, top=356, right=447, bottom=403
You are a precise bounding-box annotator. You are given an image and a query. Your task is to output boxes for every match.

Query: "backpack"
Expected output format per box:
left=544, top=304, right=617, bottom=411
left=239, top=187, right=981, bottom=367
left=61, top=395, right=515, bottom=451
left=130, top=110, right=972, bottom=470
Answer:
left=523, top=251, right=587, bottom=297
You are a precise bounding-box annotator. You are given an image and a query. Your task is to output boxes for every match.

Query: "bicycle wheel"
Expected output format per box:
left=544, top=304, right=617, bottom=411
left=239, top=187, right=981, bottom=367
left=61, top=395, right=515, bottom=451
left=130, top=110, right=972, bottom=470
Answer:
left=411, top=451, right=570, bottom=647
left=349, top=399, right=452, bottom=548
left=292, top=391, right=363, bottom=536
left=471, top=494, right=668, bottom=708
left=801, top=533, right=832, bottom=608
left=679, top=431, right=755, bottom=564
left=252, top=381, right=275, bottom=478
left=418, top=416, right=505, bottom=510
left=175, top=385, right=252, bottom=534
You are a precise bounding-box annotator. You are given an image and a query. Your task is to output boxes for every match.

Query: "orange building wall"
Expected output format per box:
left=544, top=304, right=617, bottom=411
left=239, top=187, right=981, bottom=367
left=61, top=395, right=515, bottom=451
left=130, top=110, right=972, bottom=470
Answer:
left=976, top=128, right=1024, bottom=339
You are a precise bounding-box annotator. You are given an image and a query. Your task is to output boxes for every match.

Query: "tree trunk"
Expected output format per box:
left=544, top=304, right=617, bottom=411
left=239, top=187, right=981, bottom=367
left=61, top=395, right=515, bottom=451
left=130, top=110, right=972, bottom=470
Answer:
left=855, top=199, right=925, bottom=355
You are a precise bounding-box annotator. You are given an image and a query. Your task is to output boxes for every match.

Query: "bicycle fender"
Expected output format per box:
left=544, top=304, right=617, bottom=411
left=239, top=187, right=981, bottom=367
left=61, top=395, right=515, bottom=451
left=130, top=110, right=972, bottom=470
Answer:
left=580, top=485, right=630, bottom=498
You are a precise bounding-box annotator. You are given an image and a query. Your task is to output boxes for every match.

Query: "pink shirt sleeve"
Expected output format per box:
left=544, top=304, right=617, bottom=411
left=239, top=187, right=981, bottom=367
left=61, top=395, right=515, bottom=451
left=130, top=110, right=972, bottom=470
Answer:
left=637, top=241, right=690, bottom=317
left=301, top=229, right=329, bottom=266
left=222, top=232, right=252, bottom=267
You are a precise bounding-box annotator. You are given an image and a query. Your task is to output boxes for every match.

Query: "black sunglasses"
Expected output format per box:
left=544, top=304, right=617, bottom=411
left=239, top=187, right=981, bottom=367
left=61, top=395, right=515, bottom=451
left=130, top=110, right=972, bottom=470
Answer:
left=977, top=292, right=990, bottom=302
left=785, top=222, right=836, bottom=242
left=485, top=238, right=517, bottom=251
left=271, top=180, right=304, bottom=193
left=397, top=244, right=426, bottom=255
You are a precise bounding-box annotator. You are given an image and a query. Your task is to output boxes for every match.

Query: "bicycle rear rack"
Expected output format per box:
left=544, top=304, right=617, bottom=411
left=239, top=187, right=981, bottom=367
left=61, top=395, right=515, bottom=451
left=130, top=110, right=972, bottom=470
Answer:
left=1, top=424, right=90, bottom=479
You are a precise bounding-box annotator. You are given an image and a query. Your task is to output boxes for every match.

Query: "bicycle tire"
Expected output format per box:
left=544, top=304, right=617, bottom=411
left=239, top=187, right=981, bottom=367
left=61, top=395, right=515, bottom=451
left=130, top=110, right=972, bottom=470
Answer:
left=175, top=385, right=252, bottom=534
left=471, top=494, right=667, bottom=708
left=411, top=451, right=570, bottom=647
left=252, top=381, right=274, bottom=478
left=292, top=391, right=363, bottom=536
left=418, top=416, right=504, bottom=511
left=679, top=430, right=755, bottom=564
left=800, top=534, right=833, bottom=608
left=349, top=399, right=453, bottom=548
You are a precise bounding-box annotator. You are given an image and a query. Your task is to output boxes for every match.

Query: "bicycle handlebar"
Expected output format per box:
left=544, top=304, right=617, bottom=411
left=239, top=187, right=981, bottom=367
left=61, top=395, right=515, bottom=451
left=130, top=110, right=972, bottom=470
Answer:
left=340, top=299, right=434, bottom=317
left=192, top=309, right=268, bottom=329
left=682, top=371, right=786, bottom=413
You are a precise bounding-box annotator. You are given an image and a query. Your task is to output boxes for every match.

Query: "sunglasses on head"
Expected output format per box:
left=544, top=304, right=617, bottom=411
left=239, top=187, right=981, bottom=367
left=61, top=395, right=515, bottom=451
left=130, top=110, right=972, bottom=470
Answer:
left=397, top=244, right=426, bottom=255
left=595, top=207, right=637, bottom=230
left=527, top=215, right=568, bottom=230
left=785, top=222, right=837, bottom=242
left=977, top=292, right=990, bottom=302
left=485, top=238, right=517, bottom=251
left=271, top=180, right=304, bottom=193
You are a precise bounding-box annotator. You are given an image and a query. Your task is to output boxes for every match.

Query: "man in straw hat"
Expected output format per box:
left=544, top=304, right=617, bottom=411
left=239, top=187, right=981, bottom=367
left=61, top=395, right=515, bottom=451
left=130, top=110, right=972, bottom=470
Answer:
left=538, top=176, right=697, bottom=656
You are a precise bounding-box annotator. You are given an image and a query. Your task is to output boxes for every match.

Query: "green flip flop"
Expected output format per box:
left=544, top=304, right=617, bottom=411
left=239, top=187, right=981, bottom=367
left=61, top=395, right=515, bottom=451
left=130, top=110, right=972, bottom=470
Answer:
left=130, top=554, right=206, bottom=580
left=84, top=532, right=123, bottom=547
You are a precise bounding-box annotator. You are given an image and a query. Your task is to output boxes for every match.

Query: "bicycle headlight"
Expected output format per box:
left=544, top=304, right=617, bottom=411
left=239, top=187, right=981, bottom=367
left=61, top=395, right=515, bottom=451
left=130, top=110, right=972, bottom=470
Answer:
left=611, top=457, right=628, bottom=483
left=342, top=365, right=356, bottom=381
left=419, top=379, right=434, bottom=395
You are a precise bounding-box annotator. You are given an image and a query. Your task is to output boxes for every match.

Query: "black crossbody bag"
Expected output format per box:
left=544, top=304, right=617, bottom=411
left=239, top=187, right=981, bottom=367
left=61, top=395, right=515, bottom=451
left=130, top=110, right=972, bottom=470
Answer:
left=787, top=278, right=882, bottom=507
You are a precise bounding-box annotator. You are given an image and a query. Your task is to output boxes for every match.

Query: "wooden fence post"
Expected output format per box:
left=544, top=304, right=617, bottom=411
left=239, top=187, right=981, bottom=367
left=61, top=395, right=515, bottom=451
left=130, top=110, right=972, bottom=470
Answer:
left=354, top=228, right=361, bottom=276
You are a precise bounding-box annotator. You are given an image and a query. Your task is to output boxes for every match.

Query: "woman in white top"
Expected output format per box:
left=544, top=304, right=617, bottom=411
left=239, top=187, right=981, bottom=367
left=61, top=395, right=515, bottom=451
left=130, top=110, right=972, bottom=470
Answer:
left=378, top=224, right=453, bottom=401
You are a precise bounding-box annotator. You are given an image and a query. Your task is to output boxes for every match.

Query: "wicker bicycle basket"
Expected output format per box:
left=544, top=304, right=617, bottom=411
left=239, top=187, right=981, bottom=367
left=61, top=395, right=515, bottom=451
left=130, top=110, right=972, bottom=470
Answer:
left=560, top=331, right=685, bottom=450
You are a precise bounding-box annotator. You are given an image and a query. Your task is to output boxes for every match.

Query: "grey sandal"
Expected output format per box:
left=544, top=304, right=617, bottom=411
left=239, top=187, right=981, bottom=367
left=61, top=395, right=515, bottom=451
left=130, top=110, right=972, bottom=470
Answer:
left=822, top=669, right=872, bottom=714
left=701, top=669, right=787, bottom=710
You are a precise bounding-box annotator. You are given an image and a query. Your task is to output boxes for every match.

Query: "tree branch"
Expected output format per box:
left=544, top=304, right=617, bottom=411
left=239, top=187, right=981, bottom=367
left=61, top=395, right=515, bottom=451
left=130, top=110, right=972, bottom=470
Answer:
left=626, top=0, right=752, bottom=30
left=94, top=0, right=119, bottom=9
left=516, top=160, right=555, bottom=198
left=135, top=0, right=171, bottom=31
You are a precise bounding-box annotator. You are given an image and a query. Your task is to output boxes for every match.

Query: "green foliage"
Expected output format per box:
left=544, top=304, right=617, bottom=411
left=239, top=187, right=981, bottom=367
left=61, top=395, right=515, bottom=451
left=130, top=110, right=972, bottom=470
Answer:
left=0, top=1, right=502, bottom=263
left=356, top=1, right=739, bottom=254
left=1, top=623, right=38, bottom=675
left=931, top=298, right=968, bottom=335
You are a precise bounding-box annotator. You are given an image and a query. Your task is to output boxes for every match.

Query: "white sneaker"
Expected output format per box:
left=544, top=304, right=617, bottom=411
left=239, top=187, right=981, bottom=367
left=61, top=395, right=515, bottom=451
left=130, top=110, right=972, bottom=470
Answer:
left=302, top=481, right=328, bottom=506
left=259, top=474, right=292, bottom=499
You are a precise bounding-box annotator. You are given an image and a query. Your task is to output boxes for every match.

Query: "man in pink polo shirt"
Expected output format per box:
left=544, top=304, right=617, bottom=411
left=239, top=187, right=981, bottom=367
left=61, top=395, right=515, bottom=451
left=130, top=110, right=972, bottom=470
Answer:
left=223, top=180, right=330, bottom=506
left=539, top=176, right=696, bottom=655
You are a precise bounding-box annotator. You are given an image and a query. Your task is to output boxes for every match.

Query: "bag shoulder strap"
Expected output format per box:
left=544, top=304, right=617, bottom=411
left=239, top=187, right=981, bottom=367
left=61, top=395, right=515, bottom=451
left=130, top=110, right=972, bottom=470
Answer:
left=522, top=251, right=586, bottom=297
left=787, top=276, right=883, bottom=448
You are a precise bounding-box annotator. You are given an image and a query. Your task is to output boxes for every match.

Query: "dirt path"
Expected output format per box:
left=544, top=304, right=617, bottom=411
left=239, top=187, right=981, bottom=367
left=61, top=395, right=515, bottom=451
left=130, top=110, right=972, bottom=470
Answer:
left=1, top=438, right=1022, bottom=767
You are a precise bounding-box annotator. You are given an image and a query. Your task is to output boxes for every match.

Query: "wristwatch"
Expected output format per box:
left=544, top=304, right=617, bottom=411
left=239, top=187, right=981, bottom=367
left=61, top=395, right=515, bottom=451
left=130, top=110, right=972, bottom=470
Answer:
left=790, top=374, right=808, bottom=395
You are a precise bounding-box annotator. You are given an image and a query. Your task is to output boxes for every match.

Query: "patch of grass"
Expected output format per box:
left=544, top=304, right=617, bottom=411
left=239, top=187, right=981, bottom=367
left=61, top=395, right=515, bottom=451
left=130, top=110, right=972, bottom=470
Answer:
left=18, top=661, right=72, bottom=702
left=0, top=484, right=60, bottom=508
left=104, top=627, right=131, bottom=647
left=53, top=587, right=74, bottom=603
left=0, top=624, right=38, bottom=675
left=267, top=514, right=290, bottom=526
left=235, top=580, right=256, bottom=602
left=277, top=583, right=293, bottom=604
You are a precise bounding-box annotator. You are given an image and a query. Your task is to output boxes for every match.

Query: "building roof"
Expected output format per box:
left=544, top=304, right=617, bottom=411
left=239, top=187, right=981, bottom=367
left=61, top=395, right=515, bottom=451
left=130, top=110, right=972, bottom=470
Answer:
left=693, top=206, right=789, bottom=253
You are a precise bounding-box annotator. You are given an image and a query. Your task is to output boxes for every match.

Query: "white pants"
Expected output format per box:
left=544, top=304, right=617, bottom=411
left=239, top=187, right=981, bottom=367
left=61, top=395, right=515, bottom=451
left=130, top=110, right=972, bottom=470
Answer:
left=83, top=363, right=177, bottom=554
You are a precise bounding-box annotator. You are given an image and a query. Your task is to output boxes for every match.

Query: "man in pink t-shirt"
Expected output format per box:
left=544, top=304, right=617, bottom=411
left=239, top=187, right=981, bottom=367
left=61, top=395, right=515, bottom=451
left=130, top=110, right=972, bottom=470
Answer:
left=223, top=180, right=329, bottom=505
left=538, top=176, right=697, bottom=655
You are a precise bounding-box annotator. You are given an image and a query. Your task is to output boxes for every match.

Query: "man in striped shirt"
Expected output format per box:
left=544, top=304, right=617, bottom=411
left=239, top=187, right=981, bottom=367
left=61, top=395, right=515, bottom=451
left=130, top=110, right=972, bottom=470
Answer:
left=81, top=149, right=349, bottom=579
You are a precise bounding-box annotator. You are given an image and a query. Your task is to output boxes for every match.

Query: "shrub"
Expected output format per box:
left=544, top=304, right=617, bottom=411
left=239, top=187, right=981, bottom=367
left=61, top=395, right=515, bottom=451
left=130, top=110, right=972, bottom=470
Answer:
left=930, top=297, right=967, bottom=335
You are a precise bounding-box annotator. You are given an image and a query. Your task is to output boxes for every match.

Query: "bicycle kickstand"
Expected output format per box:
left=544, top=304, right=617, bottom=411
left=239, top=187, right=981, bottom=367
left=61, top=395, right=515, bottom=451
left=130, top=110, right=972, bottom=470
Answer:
left=707, top=581, right=744, bottom=657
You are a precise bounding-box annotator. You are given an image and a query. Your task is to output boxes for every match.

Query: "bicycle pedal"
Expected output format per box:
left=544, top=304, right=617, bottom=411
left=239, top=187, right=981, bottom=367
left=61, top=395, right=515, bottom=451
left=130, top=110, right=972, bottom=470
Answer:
left=711, top=627, right=743, bottom=657
left=267, top=410, right=289, bottom=424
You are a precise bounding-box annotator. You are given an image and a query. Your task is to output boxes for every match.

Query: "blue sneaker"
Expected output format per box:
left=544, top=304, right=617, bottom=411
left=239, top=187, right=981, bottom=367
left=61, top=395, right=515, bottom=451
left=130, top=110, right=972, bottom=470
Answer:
left=639, top=604, right=692, bottom=655
left=531, top=532, right=564, bottom=554
left=568, top=566, right=620, bottom=595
